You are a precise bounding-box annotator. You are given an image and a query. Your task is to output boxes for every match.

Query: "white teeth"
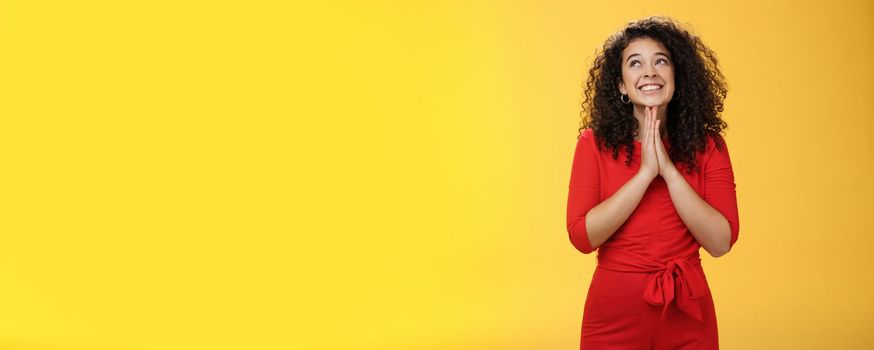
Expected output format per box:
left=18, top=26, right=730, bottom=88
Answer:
left=640, top=85, right=662, bottom=91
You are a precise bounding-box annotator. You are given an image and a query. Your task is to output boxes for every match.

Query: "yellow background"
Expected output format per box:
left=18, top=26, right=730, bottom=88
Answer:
left=0, top=0, right=872, bottom=349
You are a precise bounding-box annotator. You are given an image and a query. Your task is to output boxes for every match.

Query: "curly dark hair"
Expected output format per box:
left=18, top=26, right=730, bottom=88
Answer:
left=578, top=15, right=729, bottom=174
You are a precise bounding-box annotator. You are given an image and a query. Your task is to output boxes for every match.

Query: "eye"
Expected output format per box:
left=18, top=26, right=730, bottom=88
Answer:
left=629, top=58, right=669, bottom=67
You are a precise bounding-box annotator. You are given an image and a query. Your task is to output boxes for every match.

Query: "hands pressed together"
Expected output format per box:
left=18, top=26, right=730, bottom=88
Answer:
left=639, top=105, right=678, bottom=180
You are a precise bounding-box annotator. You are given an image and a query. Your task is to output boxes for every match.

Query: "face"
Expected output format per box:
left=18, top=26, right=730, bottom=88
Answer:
left=617, top=37, right=675, bottom=108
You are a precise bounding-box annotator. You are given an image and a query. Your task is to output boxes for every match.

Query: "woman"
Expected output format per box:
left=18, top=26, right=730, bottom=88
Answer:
left=566, top=16, right=739, bottom=349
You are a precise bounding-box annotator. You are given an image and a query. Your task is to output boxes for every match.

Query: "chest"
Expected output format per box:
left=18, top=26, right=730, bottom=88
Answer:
left=598, top=152, right=704, bottom=203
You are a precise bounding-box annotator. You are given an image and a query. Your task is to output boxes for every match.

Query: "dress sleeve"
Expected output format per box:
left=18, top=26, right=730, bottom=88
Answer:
left=703, top=134, right=740, bottom=252
left=566, top=131, right=601, bottom=254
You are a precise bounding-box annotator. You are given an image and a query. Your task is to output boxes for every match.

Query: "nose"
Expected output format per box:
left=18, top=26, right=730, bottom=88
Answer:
left=644, top=65, right=658, bottom=77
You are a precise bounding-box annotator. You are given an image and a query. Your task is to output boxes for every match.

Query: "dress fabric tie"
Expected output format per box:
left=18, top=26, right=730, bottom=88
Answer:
left=597, top=252, right=708, bottom=322
left=641, top=257, right=707, bottom=322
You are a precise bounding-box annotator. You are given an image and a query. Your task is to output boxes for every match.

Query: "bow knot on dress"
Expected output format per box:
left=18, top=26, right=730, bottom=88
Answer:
left=642, top=257, right=708, bottom=322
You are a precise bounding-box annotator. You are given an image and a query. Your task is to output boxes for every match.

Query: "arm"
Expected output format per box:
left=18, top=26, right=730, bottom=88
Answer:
left=662, top=136, right=740, bottom=257
left=567, top=133, right=655, bottom=254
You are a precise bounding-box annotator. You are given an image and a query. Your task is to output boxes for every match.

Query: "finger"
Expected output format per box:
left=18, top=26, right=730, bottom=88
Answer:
left=647, top=108, right=655, bottom=137
left=640, top=108, right=652, bottom=146
left=642, top=108, right=649, bottom=144
left=649, top=108, right=656, bottom=146
left=648, top=107, right=655, bottom=146
left=653, top=119, right=661, bottom=160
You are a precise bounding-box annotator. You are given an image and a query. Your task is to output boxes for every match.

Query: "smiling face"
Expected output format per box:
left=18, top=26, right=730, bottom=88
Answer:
left=618, top=37, right=676, bottom=108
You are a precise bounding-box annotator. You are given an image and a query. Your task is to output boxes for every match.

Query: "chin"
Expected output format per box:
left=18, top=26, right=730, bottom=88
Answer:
left=636, top=99, right=665, bottom=107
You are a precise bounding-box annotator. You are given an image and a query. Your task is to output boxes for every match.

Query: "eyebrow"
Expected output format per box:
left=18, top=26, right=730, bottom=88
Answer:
left=626, top=52, right=671, bottom=63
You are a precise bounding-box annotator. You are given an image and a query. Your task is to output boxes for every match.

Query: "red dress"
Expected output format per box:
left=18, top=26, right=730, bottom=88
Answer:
left=567, top=128, right=739, bottom=350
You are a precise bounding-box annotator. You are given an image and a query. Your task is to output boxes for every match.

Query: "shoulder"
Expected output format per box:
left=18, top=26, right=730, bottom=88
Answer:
left=581, top=127, right=603, bottom=145
left=703, top=132, right=733, bottom=163
left=706, top=132, right=729, bottom=152
left=577, top=128, right=600, bottom=152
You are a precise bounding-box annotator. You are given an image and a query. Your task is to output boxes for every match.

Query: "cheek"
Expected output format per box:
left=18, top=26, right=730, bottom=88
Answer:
left=622, top=72, right=635, bottom=88
left=620, top=67, right=632, bottom=79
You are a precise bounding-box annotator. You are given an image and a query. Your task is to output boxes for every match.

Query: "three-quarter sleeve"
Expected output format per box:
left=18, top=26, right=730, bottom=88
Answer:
left=567, top=131, right=601, bottom=254
left=703, top=134, right=740, bottom=252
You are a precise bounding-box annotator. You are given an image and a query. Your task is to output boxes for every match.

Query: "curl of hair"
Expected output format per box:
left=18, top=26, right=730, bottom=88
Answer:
left=578, top=15, right=729, bottom=174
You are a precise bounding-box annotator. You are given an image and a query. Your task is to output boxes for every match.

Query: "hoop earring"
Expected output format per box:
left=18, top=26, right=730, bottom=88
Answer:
left=620, top=94, right=630, bottom=104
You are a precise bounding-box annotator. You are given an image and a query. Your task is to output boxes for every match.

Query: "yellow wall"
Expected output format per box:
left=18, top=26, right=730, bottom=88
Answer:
left=0, top=0, right=872, bottom=349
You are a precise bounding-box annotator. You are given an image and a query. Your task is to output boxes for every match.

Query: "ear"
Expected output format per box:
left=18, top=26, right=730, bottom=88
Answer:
left=618, top=81, right=627, bottom=95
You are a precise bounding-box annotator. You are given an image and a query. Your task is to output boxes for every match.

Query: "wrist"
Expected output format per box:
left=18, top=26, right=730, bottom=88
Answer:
left=636, top=170, right=657, bottom=182
left=662, top=166, right=682, bottom=182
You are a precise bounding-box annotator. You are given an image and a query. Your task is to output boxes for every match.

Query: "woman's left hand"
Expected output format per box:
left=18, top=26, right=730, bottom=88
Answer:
left=648, top=105, right=678, bottom=178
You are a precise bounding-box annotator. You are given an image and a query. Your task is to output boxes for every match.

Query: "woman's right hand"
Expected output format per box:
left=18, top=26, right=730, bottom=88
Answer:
left=638, top=106, right=659, bottom=179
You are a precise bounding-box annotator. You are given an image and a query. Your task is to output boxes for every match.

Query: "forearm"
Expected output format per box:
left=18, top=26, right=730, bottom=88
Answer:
left=584, top=172, right=654, bottom=249
left=662, top=168, right=731, bottom=257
